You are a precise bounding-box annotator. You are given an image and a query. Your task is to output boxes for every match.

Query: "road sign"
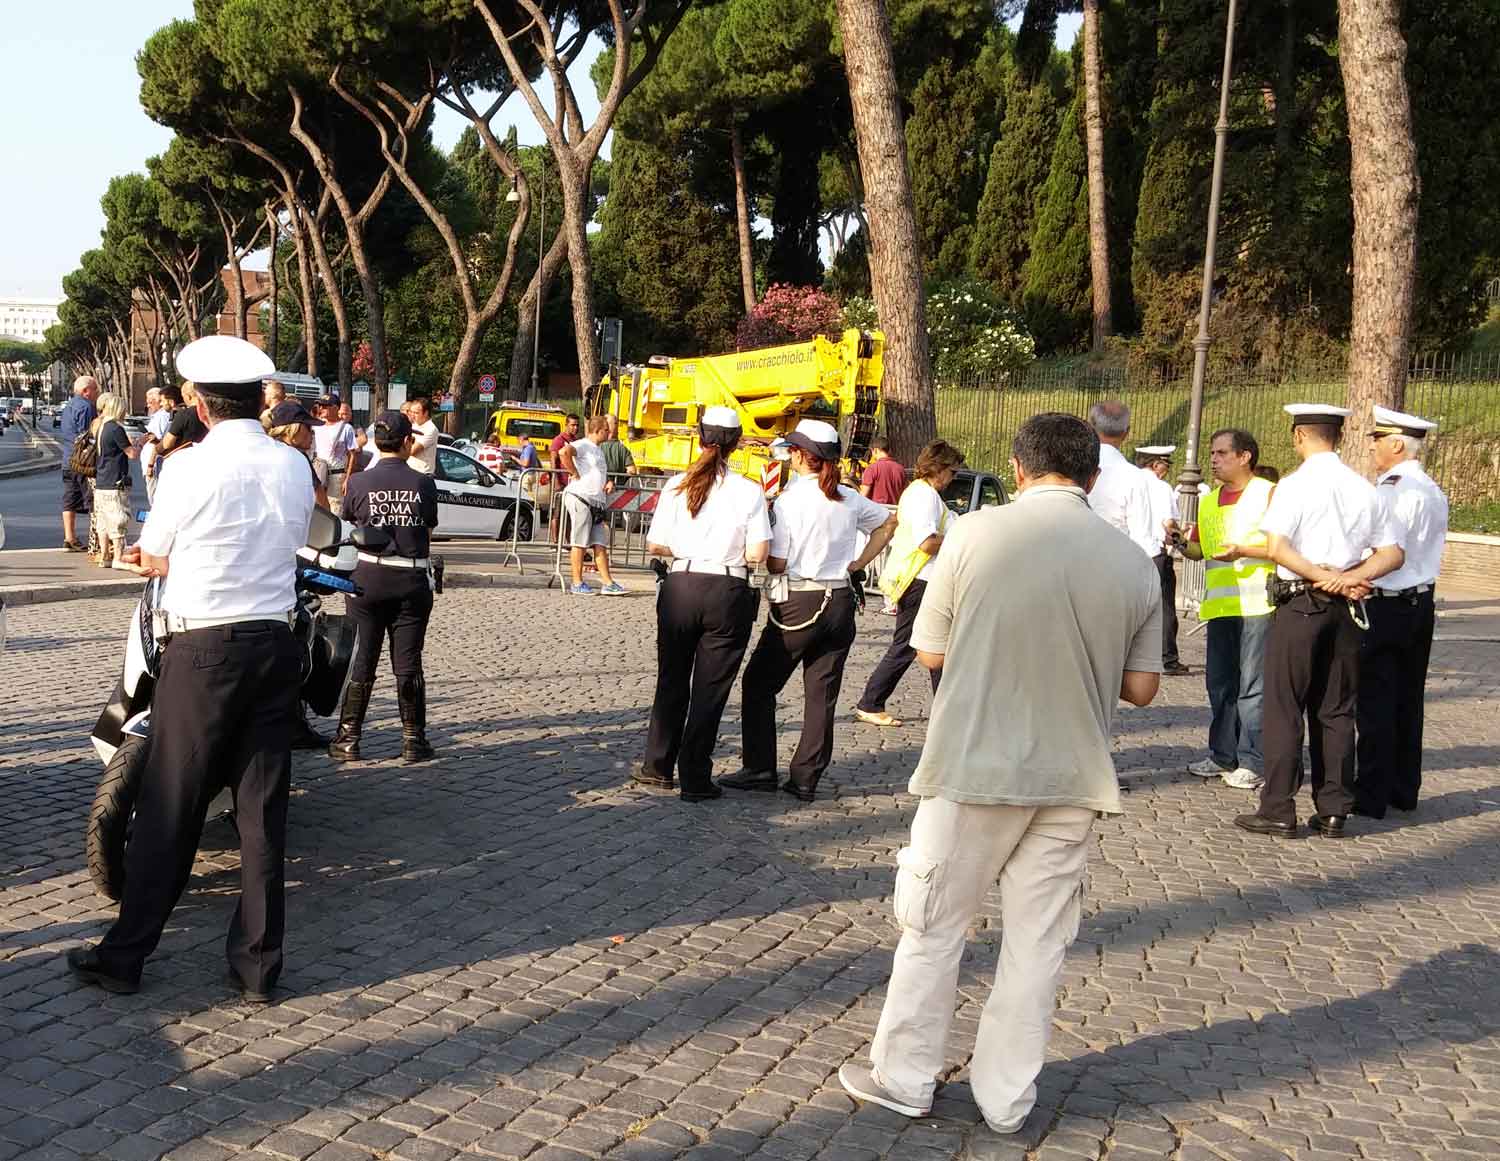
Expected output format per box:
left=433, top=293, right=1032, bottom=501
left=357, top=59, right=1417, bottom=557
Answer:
left=477, top=373, right=496, bottom=403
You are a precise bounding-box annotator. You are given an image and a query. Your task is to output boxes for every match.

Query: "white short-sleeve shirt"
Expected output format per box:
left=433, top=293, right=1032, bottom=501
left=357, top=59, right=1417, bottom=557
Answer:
left=408, top=420, right=439, bottom=475
left=1372, top=459, right=1448, bottom=589
left=1141, top=470, right=1179, bottom=556
left=563, top=439, right=608, bottom=502
left=647, top=470, right=771, bottom=568
left=312, top=419, right=357, bottom=469
left=1088, top=443, right=1155, bottom=557
left=138, top=419, right=315, bottom=619
left=1258, top=451, right=1403, bottom=578
left=896, top=478, right=949, bottom=582
left=769, top=474, right=891, bottom=581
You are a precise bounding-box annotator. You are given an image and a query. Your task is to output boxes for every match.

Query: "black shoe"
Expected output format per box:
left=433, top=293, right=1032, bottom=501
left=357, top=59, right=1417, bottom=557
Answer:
left=1307, top=814, right=1348, bottom=838
left=1233, top=813, right=1297, bottom=838
left=397, top=675, right=434, bottom=764
left=67, top=947, right=139, bottom=994
left=633, top=765, right=675, bottom=790
left=290, top=715, right=329, bottom=750
left=680, top=784, right=723, bottom=802
left=1163, top=662, right=1192, bottom=676
left=63, top=540, right=85, bottom=552
left=719, top=768, right=779, bottom=792
left=329, top=680, right=372, bottom=761
left=225, top=969, right=272, bottom=1005
left=781, top=779, right=816, bottom=803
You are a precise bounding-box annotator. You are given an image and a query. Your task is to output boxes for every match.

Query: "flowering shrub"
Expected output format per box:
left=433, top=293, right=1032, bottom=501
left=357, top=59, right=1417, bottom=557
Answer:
left=840, top=295, right=879, bottom=331
left=925, top=278, right=1035, bottom=379
left=735, top=284, right=845, bottom=350
left=352, top=341, right=397, bottom=381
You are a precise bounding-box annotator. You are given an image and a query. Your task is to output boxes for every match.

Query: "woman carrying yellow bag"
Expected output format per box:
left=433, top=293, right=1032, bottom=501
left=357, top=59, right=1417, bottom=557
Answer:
left=855, top=440, right=965, bottom=727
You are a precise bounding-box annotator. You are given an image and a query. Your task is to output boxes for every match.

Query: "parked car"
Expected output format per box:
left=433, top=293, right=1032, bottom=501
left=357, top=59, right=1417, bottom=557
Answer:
left=432, top=445, right=537, bottom=542
left=941, top=468, right=1008, bottom=515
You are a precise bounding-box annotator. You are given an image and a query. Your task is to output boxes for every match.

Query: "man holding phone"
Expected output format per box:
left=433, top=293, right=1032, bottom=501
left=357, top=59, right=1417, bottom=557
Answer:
left=1172, top=429, right=1275, bottom=791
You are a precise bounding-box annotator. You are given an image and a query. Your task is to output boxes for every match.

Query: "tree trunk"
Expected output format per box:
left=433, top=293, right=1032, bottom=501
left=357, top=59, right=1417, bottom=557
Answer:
left=267, top=205, right=280, bottom=365
left=731, top=121, right=757, bottom=315
left=1082, top=0, right=1114, bottom=352
left=287, top=202, right=319, bottom=379
left=834, top=0, right=935, bottom=461
left=1338, top=0, right=1419, bottom=475
left=559, top=168, right=601, bottom=393
left=509, top=230, right=570, bottom=399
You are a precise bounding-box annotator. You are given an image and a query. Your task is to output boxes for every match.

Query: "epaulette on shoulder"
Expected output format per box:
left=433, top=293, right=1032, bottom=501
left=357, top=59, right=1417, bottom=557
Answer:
left=1380, top=476, right=1400, bottom=486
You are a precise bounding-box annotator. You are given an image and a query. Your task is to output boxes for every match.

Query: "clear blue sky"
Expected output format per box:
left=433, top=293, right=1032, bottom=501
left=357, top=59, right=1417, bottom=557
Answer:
left=1, top=3, right=1077, bottom=302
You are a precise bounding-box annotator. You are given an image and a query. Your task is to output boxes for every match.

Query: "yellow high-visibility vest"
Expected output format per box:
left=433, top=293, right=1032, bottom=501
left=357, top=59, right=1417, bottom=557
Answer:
left=1197, top=476, right=1275, bottom=620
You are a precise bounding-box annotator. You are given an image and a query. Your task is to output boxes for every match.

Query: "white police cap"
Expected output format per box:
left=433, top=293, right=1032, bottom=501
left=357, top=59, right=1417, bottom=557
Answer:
left=702, top=405, right=741, bottom=429
left=1136, top=444, right=1176, bottom=456
left=176, top=336, right=275, bottom=395
left=1372, top=405, right=1437, bottom=437
left=1284, top=403, right=1351, bottom=426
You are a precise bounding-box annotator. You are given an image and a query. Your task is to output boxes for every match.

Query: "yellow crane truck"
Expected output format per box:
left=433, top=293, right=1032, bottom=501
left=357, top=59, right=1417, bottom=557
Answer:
left=585, top=329, right=884, bottom=491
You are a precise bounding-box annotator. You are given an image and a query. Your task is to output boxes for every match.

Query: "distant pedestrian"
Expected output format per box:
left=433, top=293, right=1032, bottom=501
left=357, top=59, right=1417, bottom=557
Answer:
left=157, top=382, right=207, bottom=480
left=90, top=393, right=137, bottom=569
left=1174, top=429, right=1274, bottom=791
left=405, top=397, right=440, bottom=476
left=59, top=375, right=99, bottom=551
left=855, top=440, right=964, bottom=728
left=839, top=412, right=1161, bottom=1134
left=1086, top=400, right=1155, bottom=558
left=859, top=437, right=908, bottom=505
left=599, top=414, right=636, bottom=477
left=1355, top=406, right=1449, bottom=818
left=558, top=414, right=628, bottom=596
left=312, top=396, right=359, bottom=504
left=1134, top=444, right=1188, bottom=675
left=260, top=379, right=285, bottom=425
left=142, top=388, right=171, bottom=503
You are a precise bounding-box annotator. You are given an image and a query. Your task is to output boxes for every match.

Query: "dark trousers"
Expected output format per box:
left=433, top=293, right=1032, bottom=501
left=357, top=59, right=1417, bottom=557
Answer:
left=856, top=578, right=940, bottom=713
left=1205, top=614, right=1270, bottom=772
left=347, top=585, right=433, bottom=683
left=642, top=573, right=758, bottom=792
left=1356, top=590, right=1436, bottom=815
left=1155, top=553, right=1180, bottom=667
left=742, top=587, right=858, bottom=791
left=97, top=621, right=300, bottom=989
left=1257, top=593, right=1362, bottom=824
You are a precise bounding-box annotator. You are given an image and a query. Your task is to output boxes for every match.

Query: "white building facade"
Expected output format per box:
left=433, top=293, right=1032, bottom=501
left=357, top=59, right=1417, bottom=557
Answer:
left=0, top=296, right=63, bottom=343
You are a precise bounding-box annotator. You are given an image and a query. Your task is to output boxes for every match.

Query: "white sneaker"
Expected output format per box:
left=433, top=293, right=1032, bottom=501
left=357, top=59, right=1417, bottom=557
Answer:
left=1188, top=757, right=1227, bottom=777
left=1222, top=767, right=1264, bottom=790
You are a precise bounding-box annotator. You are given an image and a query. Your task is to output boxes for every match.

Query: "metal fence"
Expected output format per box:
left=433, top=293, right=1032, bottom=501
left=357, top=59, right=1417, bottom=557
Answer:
left=934, top=352, right=1500, bottom=508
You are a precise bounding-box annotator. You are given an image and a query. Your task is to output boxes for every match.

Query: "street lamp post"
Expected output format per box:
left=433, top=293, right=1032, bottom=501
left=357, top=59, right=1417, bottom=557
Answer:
left=506, top=171, right=547, bottom=403
left=1176, top=0, right=1240, bottom=526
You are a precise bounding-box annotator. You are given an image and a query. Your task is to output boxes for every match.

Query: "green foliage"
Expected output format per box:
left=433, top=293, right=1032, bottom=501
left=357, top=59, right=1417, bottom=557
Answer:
left=926, top=277, right=1036, bottom=378
left=592, top=131, right=743, bottom=358
left=840, top=295, right=879, bottom=332
left=970, top=65, right=1068, bottom=306
left=1022, top=90, right=1091, bottom=353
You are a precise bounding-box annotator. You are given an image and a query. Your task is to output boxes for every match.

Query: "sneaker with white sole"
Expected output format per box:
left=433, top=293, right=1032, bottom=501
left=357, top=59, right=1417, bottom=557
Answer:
left=1188, top=757, right=1229, bottom=777
left=569, top=583, right=597, bottom=596
left=1222, top=767, right=1264, bottom=790
left=599, top=582, right=628, bottom=595
left=838, top=1062, right=930, bottom=1118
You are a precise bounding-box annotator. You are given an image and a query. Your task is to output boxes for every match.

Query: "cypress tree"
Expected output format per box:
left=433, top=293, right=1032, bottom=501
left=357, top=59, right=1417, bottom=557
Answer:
left=970, top=63, right=1068, bottom=307
left=1023, top=90, right=1091, bottom=352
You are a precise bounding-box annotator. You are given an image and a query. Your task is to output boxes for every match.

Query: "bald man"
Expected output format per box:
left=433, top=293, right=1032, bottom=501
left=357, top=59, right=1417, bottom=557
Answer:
left=60, top=376, right=100, bottom=551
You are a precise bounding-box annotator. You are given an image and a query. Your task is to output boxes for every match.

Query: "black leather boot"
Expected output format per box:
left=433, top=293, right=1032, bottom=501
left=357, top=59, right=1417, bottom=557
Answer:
left=329, top=681, right=373, bottom=761
left=398, top=675, right=434, bottom=763
left=291, top=703, right=330, bottom=750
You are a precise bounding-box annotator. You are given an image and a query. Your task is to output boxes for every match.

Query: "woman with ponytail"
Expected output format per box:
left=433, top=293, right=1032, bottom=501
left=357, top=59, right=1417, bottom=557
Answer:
left=723, top=419, right=897, bottom=802
left=636, top=406, right=772, bottom=801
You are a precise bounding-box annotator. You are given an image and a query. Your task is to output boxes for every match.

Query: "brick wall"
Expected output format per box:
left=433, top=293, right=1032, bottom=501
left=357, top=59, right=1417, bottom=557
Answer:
left=1441, top=533, right=1500, bottom=597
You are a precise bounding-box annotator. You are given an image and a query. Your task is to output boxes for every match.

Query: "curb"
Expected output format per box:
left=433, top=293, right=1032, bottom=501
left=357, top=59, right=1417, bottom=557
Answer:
left=0, top=427, right=62, bottom=479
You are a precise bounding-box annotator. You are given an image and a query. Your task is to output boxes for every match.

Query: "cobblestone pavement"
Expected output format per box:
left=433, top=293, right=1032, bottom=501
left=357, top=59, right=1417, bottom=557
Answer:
left=3, top=589, right=1500, bottom=1161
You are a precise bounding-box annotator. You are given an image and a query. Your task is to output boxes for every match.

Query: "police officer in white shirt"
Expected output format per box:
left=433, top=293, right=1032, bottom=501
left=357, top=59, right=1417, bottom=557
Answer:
left=1231, top=404, right=1404, bottom=840
left=1135, top=444, right=1188, bottom=674
left=723, top=419, right=897, bottom=801
left=636, top=407, right=772, bottom=800
left=68, top=336, right=315, bottom=1000
left=1086, top=400, right=1155, bottom=557
left=1355, top=405, right=1449, bottom=817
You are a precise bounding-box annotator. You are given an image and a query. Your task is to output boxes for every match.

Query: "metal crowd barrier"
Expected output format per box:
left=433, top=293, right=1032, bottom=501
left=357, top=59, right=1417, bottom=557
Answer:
left=1179, top=552, right=1207, bottom=635
left=501, top=466, right=548, bottom=572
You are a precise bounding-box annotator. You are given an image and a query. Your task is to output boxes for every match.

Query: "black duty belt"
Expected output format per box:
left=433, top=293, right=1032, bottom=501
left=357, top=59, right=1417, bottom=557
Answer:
left=1371, top=583, right=1434, bottom=599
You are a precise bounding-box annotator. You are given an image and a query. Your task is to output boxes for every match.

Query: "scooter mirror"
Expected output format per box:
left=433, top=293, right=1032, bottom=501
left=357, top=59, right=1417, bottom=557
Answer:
left=306, top=506, right=341, bottom=551
left=352, top=525, right=392, bottom=551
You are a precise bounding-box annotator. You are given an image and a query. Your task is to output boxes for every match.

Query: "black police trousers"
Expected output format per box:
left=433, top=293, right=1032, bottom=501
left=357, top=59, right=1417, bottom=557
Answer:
left=1155, top=552, right=1180, bottom=668
left=1257, top=591, right=1361, bottom=824
left=347, top=585, right=433, bottom=683
left=96, top=621, right=300, bottom=990
left=1355, top=589, right=1436, bottom=816
left=742, top=587, right=857, bottom=792
left=642, top=572, right=758, bottom=793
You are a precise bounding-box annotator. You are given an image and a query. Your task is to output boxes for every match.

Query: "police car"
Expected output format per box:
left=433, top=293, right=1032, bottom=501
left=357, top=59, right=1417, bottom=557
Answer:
left=433, top=444, right=537, bottom=542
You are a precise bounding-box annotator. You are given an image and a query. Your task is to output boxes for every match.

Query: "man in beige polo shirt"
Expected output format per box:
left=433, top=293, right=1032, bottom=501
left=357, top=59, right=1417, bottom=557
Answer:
left=840, top=412, right=1162, bottom=1134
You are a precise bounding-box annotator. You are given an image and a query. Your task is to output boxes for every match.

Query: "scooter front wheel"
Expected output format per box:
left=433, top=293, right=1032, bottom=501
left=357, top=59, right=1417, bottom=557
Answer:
left=86, top=736, right=150, bottom=901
